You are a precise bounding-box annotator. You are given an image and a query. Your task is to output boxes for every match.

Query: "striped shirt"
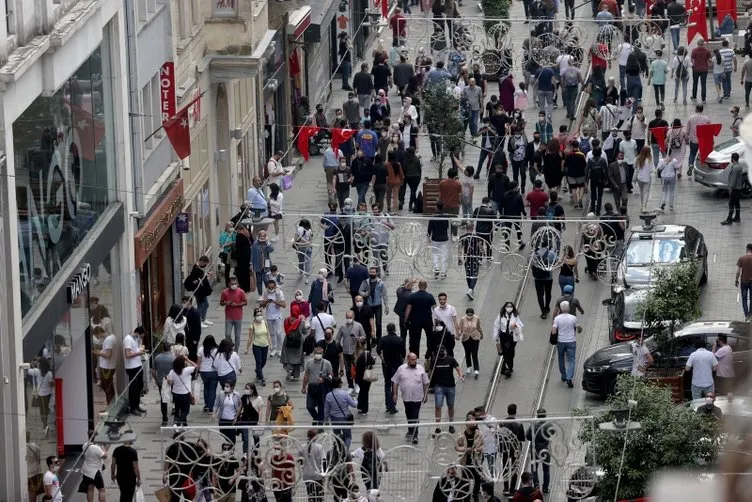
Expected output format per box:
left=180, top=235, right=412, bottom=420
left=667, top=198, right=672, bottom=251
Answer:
left=720, top=48, right=736, bottom=72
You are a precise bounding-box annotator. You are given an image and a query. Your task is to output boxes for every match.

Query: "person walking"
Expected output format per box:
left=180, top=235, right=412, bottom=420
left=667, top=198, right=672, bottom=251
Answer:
left=378, top=322, right=405, bottom=415
left=499, top=404, right=526, bottom=497
left=261, top=279, right=286, bottom=357
left=318, top=326, right=345, bottom=378
left=80, top=434, right=107, bottom=502
left=458, top=307, right=483, bottom=379
left=392, top=353, right=429, bottom=444
left=527, top=408, right=554, bottom=494
left=394, top=278, right=416, bottom=338
left=282, top=304, right=306, bottom=381
left=309, top=269, right=334, bottom=314
left=232, top=224, right=253, bottom=294
left=455, top=411, right=484, bottom=502
left=633, top=146, right=653, bottom=212
left=220, top=277, right=247, bottom=350
left=428, top=202, right=451, bottom=279
left=553, top=284, right=584, bottom=317
left=463, top=78, right=484, bottom=137
left=558, top=245, right=579, bottom=295
left=183, top=255, right=214, bottom=328
left=212, top=381, right=242, bottom=445
left=438, top=167, right=462, bottom=239
left=214, top=338, right=242, bottom=388
left=346, top=257, right=370, bottom=306
left=359, top=266, right=388, bottom=342
left=630, top=333, right=654, bottom=377
left=648, top=50, right=668, bottom=107
left=586, top=143, right=608, bottom=215
left=551, top=301, right=581, bottom=388
left=687, top=104, right=710, bottom=175
left=196, top=336, right=218, bottom=414
left=324, top=377, right=358, bottom=447
left=657, top=154, right=679, bottom=212
left=647, top=108, right=669, bottom=168
left=353, top=63, right=375, bottom=112
left=742, top=55, right=752, bottom=108
left=405, top=280, right=437, bottom=357
left=123, top=326, right=147, bottom=416
left=736, top=243, right=752, bottom=319
left=245, top=307, right=270, bottom=386
left=250, top=231, right=274, bottom=296
left=691, top=38, right=712, bottom=103
left=354, top=349, right=376, bottom=415
left=719, top=38, right=737, bottom=101
left=671, top=46, right=691, bottom=105
left=532, top=244, right=556, bottom=319
left=429, top=346, right=463, bottom=435
left=721, top=153, right=744, bottom=225
left=152, top=342, right=176, bottom=425
left=266, top=380, right=294, bottom=425
left=167, top=354, right=199, bottom=426
left=685, top=338, right=719, bottom=399
left=607, top=151, right=629, bottom=210
left=401, top=147, right=422, bottom=211
left=301, top=345, right=334, bottom=425
left=111, top=439, right=140, bottom=502
left=493, top=302, right=524, bottom=377
left=237, top=382, right=264, bottom=453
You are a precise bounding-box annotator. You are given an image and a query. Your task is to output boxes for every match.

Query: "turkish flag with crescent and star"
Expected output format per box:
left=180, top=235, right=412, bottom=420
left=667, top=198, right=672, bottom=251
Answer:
left=687, top=0, right=708, bottom=44
left=66, top=101, right=105, bottom=161
left=164, top=93, right=203, bottom=159
left=696, top=123, right=722, bottom=163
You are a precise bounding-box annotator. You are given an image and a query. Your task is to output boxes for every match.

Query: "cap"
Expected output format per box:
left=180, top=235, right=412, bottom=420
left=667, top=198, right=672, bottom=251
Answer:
left=563, top=284, right=573, bottom=293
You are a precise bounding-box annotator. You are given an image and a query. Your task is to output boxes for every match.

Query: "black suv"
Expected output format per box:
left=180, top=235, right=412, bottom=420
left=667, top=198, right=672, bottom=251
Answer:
left=582, top=321, right=750, bottom=397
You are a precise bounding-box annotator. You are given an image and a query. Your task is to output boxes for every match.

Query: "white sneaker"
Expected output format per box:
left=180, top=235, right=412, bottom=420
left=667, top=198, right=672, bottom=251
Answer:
left=474, top=370, right=479, bottom=379
left=271, top=236, right=279, bottom=242
left=201, top=322, right=209, bottom=328
left=350, top=387, right=358, bottom=396
left=354, top=384, right=360, bottom=395
left=205, top=320, right=214, bottom=326
left=466, top=289, right=474, bottom=300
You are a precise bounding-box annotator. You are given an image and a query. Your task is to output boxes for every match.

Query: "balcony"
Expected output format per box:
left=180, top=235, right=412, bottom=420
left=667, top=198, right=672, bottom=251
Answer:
left=204, top=0, right=270, bottom=54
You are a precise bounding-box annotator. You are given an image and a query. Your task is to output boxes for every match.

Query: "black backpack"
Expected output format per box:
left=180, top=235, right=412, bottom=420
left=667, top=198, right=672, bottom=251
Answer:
left=413, top=191, right=424, bottom=213
left=675, top=56, right=688, bottom=80
left=285, top=328, right=302, bottom=349
left=360, top=448, right=381, bottom=485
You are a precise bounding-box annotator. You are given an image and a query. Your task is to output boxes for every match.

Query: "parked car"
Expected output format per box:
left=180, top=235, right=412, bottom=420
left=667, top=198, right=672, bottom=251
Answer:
left=694, top=138, right=752, bottom=195
left=602, top=287, right=658, bottom=344
left=582, top=321, right=750, bottom=397
left=618, top=218, right=708, bottom=288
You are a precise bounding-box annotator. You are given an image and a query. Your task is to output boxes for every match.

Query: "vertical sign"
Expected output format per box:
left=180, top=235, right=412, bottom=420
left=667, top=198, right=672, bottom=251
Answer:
left=160, top=62, right=176, bottom=124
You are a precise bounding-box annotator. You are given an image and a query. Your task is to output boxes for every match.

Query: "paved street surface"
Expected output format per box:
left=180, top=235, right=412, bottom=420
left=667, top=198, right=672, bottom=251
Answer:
left=64, top=0, right=752, bottom=499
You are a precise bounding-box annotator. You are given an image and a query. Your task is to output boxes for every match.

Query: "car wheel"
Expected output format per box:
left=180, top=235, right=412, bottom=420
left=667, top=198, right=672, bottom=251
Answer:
left=700, top=261, right=708, bottom=285
left=605, top=377, right=618, bottom=397
left=743, top=180, right=752, bottom=197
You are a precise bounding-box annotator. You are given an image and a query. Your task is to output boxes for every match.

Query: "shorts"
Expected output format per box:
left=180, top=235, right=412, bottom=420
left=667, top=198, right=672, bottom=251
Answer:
left=434, top=385, right=456, bottom=408
left=567, top=176, right=586, bottom=188
left=713, top=73, right=724, bottom=85
left=28, top=473, right=44, bottom=495
left=78, top=471, right=105, bottom=492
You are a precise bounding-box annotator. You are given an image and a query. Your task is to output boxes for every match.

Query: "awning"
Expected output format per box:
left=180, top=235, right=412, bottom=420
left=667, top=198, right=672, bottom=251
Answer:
left=288, top=7, right=312, bottom=41
left=304, top=0, right=339, bottom=43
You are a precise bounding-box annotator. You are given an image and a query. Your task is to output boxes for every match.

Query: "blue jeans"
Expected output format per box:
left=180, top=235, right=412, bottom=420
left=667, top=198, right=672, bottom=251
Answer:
left=225, top=319, right=243, bottom=349
left=688, top=141, right=699, bottom=167
left=723, top=70, right=732, bottom=97
left=469, top=110, right=479, bottom=137
left=619, top=65, right=627, bottom=90
left=651, top=143, right=661, bottom=168
left=355, top=182, right=369, bottom=205
left=740, top=281, right=752, bottom=318
left=627, top=76, right=642, bottom=110
left=330, top=416, right=353, bottom=447
left=197, top=296, right=209, bottom=322
left=200, top=371, right=218, bottom=411
left=306, top=384, right=325, bottom=424
left=218, top=370, right=237, bottom=388
left=558, top=275, right=575, bottom=295
left=341, top=60, right=352, bottom=89
left=252, top=344, right=268, bottom=382
left=557, top=341, right=576, bottom=381
left=296, top=246, right=313, bottom=276
left=691, top=383, right=714, bottom=400
left=670, top=26, right=680, bottom=52
left=434, top=385, right=456, bottom=408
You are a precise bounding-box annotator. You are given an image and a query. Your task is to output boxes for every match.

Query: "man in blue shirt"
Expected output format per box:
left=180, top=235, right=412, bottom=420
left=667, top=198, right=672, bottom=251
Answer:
left=356, top=121, right=379, bottom=159
left=345, top=257, right=369, bottom=306
left=425, top=61, right=452, bottom=87
left=535, top=66, right=556, bottom=118
left=246, top=177, right=268, bottom=218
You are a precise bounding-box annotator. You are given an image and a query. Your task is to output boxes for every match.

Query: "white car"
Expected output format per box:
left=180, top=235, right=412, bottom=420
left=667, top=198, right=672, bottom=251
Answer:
left=693, top=138, right=752, bottom=195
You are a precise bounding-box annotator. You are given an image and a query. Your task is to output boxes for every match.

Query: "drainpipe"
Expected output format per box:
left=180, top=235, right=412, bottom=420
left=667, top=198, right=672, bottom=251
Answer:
left=124, top=0, right=144, bottom=216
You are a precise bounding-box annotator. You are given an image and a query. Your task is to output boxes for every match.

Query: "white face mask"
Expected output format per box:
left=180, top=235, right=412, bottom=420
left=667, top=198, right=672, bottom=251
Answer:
left=255, top=316, right=263, bottom=321
left=705, top=398, right=714, bottom=406
left=230, top=285, right=238, bottom=290
left=355, top=302, right=364, bottom=308
left=273, top=387, right=282, bottom=394
left=346, top=318, right=354, bottom=325
left=314, top=353, right=323, bottom=360
left=505, top=306, right=514, bottom=313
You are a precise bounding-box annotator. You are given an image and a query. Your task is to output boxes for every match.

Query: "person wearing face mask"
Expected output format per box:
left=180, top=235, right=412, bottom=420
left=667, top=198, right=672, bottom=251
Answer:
left=282, top=304, right=307, bottom=381
left=220, top=277, right=248, bottom=351
left=123, top=326, right=147, bottom=416
left=212, top=381, right=242, bottom=445
left=391, top=353, right=429, bottom=444
left=629, top=333, right=654, bottom=377
left=266, top=380, right=293, bottom=424
left=334, top=158, right=354, bottom=210
left=317, top=327, right=345, bottom=378
left=346, top=257, right=370, bottom=306
left=393, top=278, right=416, bottom=338
left=493, top=302, right=524, bottom=377
left=261, top=279, right=286, bottom=357
left=290, top=289, right=311, bottom=318
left=237, top=383, right=264, bottom=452
left=343, top=92, right=361, bottom=129
left=696, top=392, right=723, bottom=419
left=458, top=308, right=483, bottom=379
left=351, top=147, right=374, bottom=206
left=501, top=180, right=527, bottom=251
left=250, top=231, right=274, bottom=296
left=43, top=456, right=63, bottom=502
left=454, top=412, right=484, bottom=500
left=358, top=267, right=389, bottom=342
left=607, top=151, right=629, bottom=210
left=336, top=310, right=367, bottom=394
left=405, top=280, right=437, bottom=357
left=377, top=323, right=406, bottom=415
left=352, top=295, right=376, bottom=351
left=302, top=346, right=334, bottom=424
left=245, top=308, right=270, bottom=386
left=183, top=255, right=214, bottom=328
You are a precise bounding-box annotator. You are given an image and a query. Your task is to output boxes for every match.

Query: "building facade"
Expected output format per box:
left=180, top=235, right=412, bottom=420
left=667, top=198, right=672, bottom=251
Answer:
left=0, top=0, right=136, bottom=498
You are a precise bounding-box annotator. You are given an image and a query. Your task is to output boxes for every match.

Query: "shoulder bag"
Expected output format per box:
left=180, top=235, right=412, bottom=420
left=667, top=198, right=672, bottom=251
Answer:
left=332, top=391, right=354, bottom=423
left=174, top=370, right=196, bottom=405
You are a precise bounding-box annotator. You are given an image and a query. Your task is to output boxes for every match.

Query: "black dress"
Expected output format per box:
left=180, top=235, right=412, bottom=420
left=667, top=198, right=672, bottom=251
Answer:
left=233, top=233, right=253, bottom=293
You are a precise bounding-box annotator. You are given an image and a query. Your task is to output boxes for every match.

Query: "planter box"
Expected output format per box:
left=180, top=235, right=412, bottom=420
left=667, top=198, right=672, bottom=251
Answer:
left=422, top=178, right=440, bottom=215
left=646, top=369, right=684, bottom=403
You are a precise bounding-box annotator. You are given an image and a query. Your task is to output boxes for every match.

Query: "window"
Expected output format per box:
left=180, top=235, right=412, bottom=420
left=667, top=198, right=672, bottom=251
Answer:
left=191, top=0, right=201, bottom=26
left=137, top=0, right=147, bottom=22
left=5, top=0, right=14, bottom=35
left=142, top=80, right=152, bottom=151
left=150, top=73, right=161, bottom=138
left=177, top=0, right=190, bottom=39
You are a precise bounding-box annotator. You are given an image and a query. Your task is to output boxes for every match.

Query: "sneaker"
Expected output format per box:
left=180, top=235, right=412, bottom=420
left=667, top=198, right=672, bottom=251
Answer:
left=305, top=277, right=309, bottom=284
left=567, top=380, right=574, bottom=388
left=474, top=370, right=479, bottom=380
left=434, top=269, right=440, bottom=279
left=448, top=425, right=456, bottom=434
left=205, top=320, right=214, bottom=326
left=660, top=203, right=666, bottom=211
left=721, top=219, right=733, bottom=225
left=669, top=206, right=674, bottom=212
left=358, top=410, right=368, bottom=416
left=466, top=289, right=474, bottom=300
left=439, top=273, right=447, bottom=280
left=388, top=408, right=399, bottom=415
left=354, top=384, right=360, bottom=395
left=434, top=427, right=442, bottom=436
left=201, top=322, right=209, bottom=328
left=412, top=437, right=419, bottom=445
left=350, top=387, right=358, bottom=396
left=161, top=420, right=168, bottom=427
left=270, top=236, right=279, bottom=242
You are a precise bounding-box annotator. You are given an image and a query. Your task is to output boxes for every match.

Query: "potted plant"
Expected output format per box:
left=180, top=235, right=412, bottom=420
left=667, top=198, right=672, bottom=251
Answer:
left=421, top=82, right=465, bottom=214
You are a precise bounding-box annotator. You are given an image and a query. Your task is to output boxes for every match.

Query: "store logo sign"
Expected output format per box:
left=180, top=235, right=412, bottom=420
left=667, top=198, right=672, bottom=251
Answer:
left=66, top=263, right=91, bottom=303
left=160, top=62, right=176, bottom=124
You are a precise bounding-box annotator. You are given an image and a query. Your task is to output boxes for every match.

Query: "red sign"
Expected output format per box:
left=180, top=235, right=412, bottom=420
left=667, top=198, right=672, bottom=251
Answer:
left=160, top=62, right=176, bottom=124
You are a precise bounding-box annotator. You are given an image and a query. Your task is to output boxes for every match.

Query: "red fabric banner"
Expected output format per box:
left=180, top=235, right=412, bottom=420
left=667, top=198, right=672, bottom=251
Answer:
left=696, top=123, right=722, bottom=163
left=376, top=0, right=388, bottom=19
left=163, top=93, right=203, bottom=159
left=716, top=0, right=737, bottom=22
left=297, top=126, right=320, bottom=161
left=331, top=128, right=357, bottom=152
left=687, top=0, right=708, bottom=44
left=66, top=101, right=105, bottom=161
left=649, top=126, right=668, bottom=153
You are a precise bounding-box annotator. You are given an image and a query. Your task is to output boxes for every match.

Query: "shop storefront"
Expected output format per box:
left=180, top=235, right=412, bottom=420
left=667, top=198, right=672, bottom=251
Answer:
left=134, top=179, right=184, bottom=343
left=304, top=0, right=339, bottom=105
left=255, top=28, right=291, bottom=161
left=14, top=42, right=126, bottom=456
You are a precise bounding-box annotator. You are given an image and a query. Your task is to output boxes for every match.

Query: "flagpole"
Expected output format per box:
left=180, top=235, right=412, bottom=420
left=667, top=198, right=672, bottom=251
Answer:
left=707, top=0, right=715, bottom=37
left=143, top=91, right=206, bottom=143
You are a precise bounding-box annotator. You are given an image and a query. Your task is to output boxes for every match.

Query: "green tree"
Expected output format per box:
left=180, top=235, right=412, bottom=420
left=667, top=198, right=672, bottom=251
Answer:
left=636, top=262, right=702, bottom=353
left=577, top=375, right=722, bottom=501
left=422, top=82, right=464, bottom=179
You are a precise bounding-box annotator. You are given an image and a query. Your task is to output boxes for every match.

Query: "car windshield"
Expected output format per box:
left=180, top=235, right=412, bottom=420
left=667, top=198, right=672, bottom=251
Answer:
left=625, top=239, right=685, bottom=266
left=623, top=298, right=646, bottom=323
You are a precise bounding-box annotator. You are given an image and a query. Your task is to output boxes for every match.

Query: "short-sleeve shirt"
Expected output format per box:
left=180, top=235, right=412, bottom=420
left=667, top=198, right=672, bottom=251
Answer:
left=311, top=312, right=337, bottom=342
left=407, top=291, right=437, bottom=324
left=714, top=344, right=734, bottom=378
left=81, top=442, right=106, bottom=479
left=112, top=445, right=139, bottom=482
left=685, top=348, right=718, bottom=387
left=744, top=58, right=752, bottom=82
left=123, top=334, right=142, bottom=370
left=553, top=313, right=578, bottom=343
left=43, top=471, right=63, bottom=502
left=720, top=48, right=735, bottom=72
left=526, top=189, right=549, bottom=217
left=433, top=304, right=458, bottom=334
left=317, top=340, right=344, bottom=372
left=737, top=254, right=752, bottom=281
left=371, top=64, right=392, bottom=89
left=99, top=334, right=117, bottom=370
left=631, top=342, right=651, bottom=376
left=221, top=288, right=247, bottom=321
left=650, top=59, right=668, bottom=85
left=304, top=357, right=333, bottom=384
left=263, top=289, right=285, bottom=320
left=391, top=363, right=429, bottom=402
left=430, top=356, right=459, bottom=387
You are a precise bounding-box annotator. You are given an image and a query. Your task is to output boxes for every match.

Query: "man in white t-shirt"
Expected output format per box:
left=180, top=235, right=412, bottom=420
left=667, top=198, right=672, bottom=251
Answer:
left=43, top=455, right=63, bottom=502
left=432, top=292, right=459, bottom=337
left=630, top=333, right=654, bottom=376
left=551, top=301, right=581, bottom=387
left=261, top=280, right=287, bottom=356
left=685, top=338, right=719, bottom=399
left=310, top=304, right=337, bottom=343
left=616, top=41, right=633, bottom=89
left=266, top=150, right=285, bottom=187
left=81, top=436, right=107, bottom=501
left=123, top=326, right=147, bottom=416
left=93, top=327, right=117, bottom=404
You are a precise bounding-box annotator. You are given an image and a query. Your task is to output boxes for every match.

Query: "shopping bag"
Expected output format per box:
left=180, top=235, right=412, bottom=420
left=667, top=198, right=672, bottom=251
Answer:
left=135, top=488, right=145, bottom=502
left=154, top=487, right=171, bottom=502
left=161, top=379, right=172, bottom=405
left=282, top=175, right=294, bottom=191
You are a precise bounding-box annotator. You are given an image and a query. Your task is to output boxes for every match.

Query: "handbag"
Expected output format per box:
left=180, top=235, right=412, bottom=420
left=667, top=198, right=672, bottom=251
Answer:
left=333, top=392, right=354, bottom=423
left=363, top=367, right=378, bottom=382
left=160, top=379, right=173, bottom=404
left=154, top=486, right=171, bottom=502
left=549, top=332, right=558, bottom=345
left=282, top=174, right=294, bottom=191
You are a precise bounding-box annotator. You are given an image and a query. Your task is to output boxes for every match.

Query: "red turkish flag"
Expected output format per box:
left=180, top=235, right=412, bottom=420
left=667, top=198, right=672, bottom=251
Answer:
left=66, top=101, right=105, bottom=161
left=687, top=0, right=708, bottom=44
left=649, top=126, right=668, bottom=153
left=716, top=0, right=736, bottom=22
left=331, top=128, right=357, bottom=152
left=696, top=123, right=722, bottom=163
left=297, top=126, right=320, bottom=161
left=376, top=0, right=388, bottom=19
left=164, top=93, right=203, bottom=159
